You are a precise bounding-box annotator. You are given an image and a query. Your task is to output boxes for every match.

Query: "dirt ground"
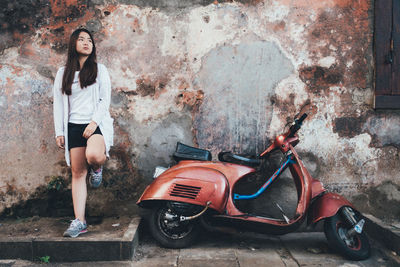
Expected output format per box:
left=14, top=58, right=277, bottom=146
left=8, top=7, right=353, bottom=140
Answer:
left=0, top=216, right=135, bottom=240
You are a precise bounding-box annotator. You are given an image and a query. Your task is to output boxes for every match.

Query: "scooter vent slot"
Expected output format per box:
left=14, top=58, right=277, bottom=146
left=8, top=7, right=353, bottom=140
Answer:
left=170, top=184, right=201, bottom=199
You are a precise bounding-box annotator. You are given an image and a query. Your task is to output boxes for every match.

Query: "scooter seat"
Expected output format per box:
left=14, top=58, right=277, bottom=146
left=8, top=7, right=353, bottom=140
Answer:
left=173, top=142, right=212, bottom=161
left=218, top=151, right=261, bottom=167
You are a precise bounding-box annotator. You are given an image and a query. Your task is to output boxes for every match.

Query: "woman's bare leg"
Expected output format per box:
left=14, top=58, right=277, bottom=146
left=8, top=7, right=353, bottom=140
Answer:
left=86, top=134, right=106, bottom=169
left=70, top=147, right=88, bottom=222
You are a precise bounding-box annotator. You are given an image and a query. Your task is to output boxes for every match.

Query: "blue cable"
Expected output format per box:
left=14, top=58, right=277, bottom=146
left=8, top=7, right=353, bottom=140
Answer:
left=234, top=156, right=294, bottom=200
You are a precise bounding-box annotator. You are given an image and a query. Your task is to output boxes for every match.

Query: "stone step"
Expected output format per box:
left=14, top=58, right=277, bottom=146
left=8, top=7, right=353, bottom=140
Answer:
left=364, top=214, right=400, bottom=256
left=0, top=216, right=141, bottom=262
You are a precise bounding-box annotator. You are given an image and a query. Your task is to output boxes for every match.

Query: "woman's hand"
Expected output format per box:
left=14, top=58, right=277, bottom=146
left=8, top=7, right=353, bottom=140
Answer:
left=56, top=136, right=65, bottom=149
left=83, top=121, right=98, bottom=139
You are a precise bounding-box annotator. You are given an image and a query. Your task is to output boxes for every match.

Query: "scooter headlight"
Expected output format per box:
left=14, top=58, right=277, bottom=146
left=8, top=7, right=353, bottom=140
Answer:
left=153, top=166, right=168, bottom=179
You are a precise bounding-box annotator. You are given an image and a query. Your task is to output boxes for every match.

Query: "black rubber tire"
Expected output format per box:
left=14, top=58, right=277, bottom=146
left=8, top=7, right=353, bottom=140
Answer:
left=148, top=204, right=200, bottom=248
left=324, top=213, right=371, bottom=260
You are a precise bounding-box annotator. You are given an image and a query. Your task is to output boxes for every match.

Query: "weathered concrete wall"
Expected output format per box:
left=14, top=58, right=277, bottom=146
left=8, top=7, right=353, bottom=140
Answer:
left=1, top=0, right=399, bottom=221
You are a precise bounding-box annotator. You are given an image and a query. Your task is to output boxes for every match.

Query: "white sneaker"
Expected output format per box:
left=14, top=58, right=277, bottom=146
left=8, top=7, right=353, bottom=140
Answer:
left=63, top=219, right=87, bottom=238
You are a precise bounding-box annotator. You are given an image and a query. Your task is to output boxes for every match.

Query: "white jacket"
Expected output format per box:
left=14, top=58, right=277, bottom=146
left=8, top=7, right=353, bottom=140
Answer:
left=53, top=63, right=114, bottom=166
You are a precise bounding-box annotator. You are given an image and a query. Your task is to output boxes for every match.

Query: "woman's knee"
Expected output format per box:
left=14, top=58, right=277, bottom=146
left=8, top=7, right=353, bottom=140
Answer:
left=86, top=150, right=106, bottom=165
left=71, top=168, right=87, bottom=179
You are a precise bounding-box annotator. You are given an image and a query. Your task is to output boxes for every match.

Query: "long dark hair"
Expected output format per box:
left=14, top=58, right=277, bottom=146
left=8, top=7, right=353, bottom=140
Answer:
left=61, top=28, right=98, bottom=95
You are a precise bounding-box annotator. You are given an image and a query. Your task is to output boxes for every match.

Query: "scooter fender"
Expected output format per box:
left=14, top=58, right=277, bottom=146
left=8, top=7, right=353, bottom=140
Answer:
left=137, top=166, right=229, bottom=214
left=308, top=192, right=355, bottom=225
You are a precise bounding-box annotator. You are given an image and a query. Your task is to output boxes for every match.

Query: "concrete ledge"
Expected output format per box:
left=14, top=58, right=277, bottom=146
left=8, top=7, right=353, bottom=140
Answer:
left=0, top=216, right=141, bottom=262
left=0, top=239, right=32, bottom=261
left=364, top=214, right=400, bottom=255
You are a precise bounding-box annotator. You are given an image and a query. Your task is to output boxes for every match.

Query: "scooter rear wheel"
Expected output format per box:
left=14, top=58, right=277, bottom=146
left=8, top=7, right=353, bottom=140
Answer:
left=149, top=203, right=200, bottom=248
left=324, top=212, right=370, bottom=260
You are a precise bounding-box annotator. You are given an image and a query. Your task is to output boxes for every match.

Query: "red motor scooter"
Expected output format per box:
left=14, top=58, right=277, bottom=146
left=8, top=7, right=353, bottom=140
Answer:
left=137, top=113, right=370, bottom=260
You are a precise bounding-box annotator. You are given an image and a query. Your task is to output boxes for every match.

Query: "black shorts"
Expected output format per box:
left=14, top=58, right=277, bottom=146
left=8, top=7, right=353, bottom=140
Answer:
left=68, top=123, right=102, bottom=150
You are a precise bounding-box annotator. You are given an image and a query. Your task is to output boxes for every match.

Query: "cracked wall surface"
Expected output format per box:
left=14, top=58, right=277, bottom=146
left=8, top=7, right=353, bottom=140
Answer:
left=1, top=0, right=399, bottom=221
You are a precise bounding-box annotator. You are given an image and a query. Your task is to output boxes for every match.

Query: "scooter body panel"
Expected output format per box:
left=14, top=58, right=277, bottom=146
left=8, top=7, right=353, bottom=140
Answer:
left=137, top=160, right=256, bottom=214
left=308, top=192, right=355, bottom=224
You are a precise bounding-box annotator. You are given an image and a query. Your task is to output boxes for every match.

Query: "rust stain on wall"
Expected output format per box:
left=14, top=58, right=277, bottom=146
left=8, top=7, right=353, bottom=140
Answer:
left=299, top=66, right=343, bottom=93
left=1, top=0, right=94, bottom=53
left=333, top=116, right=366, bottom=138
left=304, top=1, right=371, bottom=90
left=135, top=78, right=167, bottom=98
left=176, top=90, right=204, bottom=111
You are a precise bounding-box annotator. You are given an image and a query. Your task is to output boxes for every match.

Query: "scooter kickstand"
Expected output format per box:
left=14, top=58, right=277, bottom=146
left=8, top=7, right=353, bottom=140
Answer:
left=275, top=202, right=290, bottom=224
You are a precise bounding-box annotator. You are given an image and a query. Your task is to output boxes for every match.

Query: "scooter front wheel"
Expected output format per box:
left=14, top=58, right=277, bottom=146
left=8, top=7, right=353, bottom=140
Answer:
left=148, top=203, right=200, bottom=248
left=324, top=213, right=370, bottom=260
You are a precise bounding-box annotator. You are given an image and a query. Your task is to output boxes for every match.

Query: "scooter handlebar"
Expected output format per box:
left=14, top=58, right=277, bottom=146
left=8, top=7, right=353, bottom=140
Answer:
left=260, top=113, right=308, bottom=157
left=288, top=113, right=307, bottom=137
left=297, top=113, right=308, bottom=124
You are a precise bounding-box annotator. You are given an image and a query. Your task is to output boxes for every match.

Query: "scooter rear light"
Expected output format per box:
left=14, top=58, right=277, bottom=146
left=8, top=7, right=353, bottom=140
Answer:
left=153, top=166, right=168, bottom=179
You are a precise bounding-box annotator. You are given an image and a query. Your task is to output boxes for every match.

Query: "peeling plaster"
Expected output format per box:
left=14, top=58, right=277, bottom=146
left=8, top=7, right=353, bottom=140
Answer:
left=318, top=56, right=336, bottom=68
left=263, top=1, right=289, bottom=22
left=364, top=115, right=400, bottom=148
left=194, top=40, right=293, bottom=155
left=298, top=114, right=379, bottom=186
left=187, top=4, right=248, bottom=73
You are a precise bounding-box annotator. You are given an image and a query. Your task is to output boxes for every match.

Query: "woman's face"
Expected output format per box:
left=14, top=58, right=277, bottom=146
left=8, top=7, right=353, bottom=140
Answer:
left=75, top=31, right=93, bottom=56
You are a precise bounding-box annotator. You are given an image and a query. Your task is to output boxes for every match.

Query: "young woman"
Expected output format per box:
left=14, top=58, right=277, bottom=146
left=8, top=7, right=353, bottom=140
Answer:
left=53, top=28, right=113, bottom=237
